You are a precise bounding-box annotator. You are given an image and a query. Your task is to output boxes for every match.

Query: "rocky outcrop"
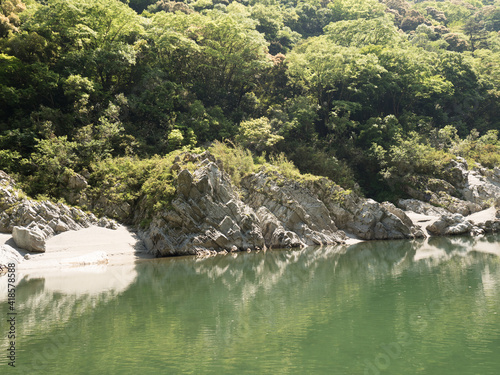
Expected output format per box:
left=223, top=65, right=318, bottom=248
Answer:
left=400, top=158, right=500, bottom=214
left=242, top=171, right=346, bottom=247
left=140, top=152, right=265, bottom=256
left=398, top=199, right=450, bottom=216
left=254, top=206, right=304, bottom=248
left=60, top=171, right=133, bottom=223
left=397, top=158, right=500, bottom=235
left=402, top=178, right=483, bottom=216
left=301, top=179, right=423, bottom=240
left=3, top=152, right=498, bottom=258
left=462, top=166, right=500, bottom=208
left=0, top=170, right=117, bottom=252
left=139, top=153, right=422, bottom=256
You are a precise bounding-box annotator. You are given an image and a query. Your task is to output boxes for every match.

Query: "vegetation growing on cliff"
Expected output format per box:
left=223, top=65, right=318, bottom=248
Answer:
left=0, top=0, right=499, bottom=207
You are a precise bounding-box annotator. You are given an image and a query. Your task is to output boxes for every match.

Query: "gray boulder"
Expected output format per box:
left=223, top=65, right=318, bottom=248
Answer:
left=426, top=214, right=477, bottom=236
left=12, top=226, right=47, bottom=252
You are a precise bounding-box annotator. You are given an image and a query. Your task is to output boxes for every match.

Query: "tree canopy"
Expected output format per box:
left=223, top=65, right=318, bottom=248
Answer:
left=0, top=0, right=499, bottom=202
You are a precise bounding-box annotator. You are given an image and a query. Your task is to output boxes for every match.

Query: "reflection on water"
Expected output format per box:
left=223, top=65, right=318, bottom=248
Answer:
left=1, top=235, right=499, bottom=374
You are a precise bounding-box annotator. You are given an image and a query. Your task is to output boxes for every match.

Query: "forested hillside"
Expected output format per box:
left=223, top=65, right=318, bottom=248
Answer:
left=1, top=0, right=499, bottom=207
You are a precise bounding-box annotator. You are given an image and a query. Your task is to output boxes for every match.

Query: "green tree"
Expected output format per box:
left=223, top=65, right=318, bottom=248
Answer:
left=0, top=53, right=59, bottom=123
left=27, top=135, right=77, bottom=196
left=23, top=0, right=143, bottom=91
left=376, top=46, right=453, bottom=118
left=287, top=36, right=386, bottom=130
left=324, top=15, right=404, bottom=47
left=147, top=9, right=270, bottom=113
left=328, top=0, right=386, bottom=21
left=463, top=11, right=489, bottom=53
left=236, top=116, right=284, bottom=152
left=0, top=0, right=25, bottom=37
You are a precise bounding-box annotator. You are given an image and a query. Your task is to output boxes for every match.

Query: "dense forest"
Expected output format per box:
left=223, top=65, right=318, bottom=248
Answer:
left=1, top=0, right=499, bottom=211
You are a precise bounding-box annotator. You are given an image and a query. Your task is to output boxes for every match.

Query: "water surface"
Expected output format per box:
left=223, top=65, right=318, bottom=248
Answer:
left=1, top=235, right=500, bottom=374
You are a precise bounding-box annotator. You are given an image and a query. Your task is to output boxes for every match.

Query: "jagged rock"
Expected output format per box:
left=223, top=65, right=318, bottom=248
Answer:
left=403, top=158, right=500, bottom=214
left=256, top=207, right=305, bottom=248
left=177, top=169, right=193, bottom=198
left=345, top=199, right=412, bottom=240
left=0, top=170, right=117, bottom=251
left=52, top=219, right=69, bottom=232
left=5, top=148, right=500, bottom=260
left=242, top=171, right=345, bottom=246
left=12, top=226, right=46, bottom=252
left=441, top=158, right=468, bottom=187
left=141, top=158, right=265, bottom=256
left=398, top=199, right=449, bottom=217
left=308, top=181, right=419, bottom=240
left=403, top=179, right=482, bottom=216
left=381, top=202, right=426, bottom=238
left=141, top=155, right=348, bottom=255
left=398, top=158, right=500, bottom=217
left=429, top=193, right=483, bottom=216
left=61, top=173, right=88, bottom=205
left=426, top=214, right=477, bottom=236
left=462, top=166, right=500, bottom=208
left=138, top=153, right=498, bottom=252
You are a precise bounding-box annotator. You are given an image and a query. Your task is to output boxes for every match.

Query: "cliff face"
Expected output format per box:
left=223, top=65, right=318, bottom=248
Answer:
left=241, top=171, right=424, bottom=242
left=138, top=152, right=421, bottom=256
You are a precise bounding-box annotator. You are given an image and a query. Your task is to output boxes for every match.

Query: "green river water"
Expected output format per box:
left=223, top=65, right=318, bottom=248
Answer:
left=1, top=235, right=500, bottom=374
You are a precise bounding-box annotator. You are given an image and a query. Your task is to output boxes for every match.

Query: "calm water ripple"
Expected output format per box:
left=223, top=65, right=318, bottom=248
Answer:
left=1, top=235, right=499, bottom=374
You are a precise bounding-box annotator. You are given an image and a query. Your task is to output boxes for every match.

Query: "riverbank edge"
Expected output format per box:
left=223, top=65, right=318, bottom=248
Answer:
left=1, top=151, right=499, bottom=269
left=0, top=205, right=497, bottom=275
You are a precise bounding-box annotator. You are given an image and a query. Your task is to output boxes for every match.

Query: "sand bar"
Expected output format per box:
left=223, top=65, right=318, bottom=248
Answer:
left=1, top=225, right=154, bottom=275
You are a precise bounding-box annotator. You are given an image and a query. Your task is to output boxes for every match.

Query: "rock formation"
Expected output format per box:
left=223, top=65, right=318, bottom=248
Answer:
left=0, top=171, right=117, bottom=252
left=138, top=152, right=421, bottom=256
left=139, top=152, right=265, bottom=256
left=397, top=158, right=500, bottom=235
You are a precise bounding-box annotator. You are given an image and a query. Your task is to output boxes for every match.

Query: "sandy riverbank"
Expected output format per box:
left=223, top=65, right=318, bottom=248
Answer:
left=1, top=225, right=154, bottom=275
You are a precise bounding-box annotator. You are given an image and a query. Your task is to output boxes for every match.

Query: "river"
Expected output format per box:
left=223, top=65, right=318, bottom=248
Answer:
left=1, top=235, right=499, bottom=374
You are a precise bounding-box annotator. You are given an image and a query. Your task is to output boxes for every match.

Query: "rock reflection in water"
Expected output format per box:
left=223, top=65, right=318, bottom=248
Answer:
left=0, top=235, right=499, bottom=374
